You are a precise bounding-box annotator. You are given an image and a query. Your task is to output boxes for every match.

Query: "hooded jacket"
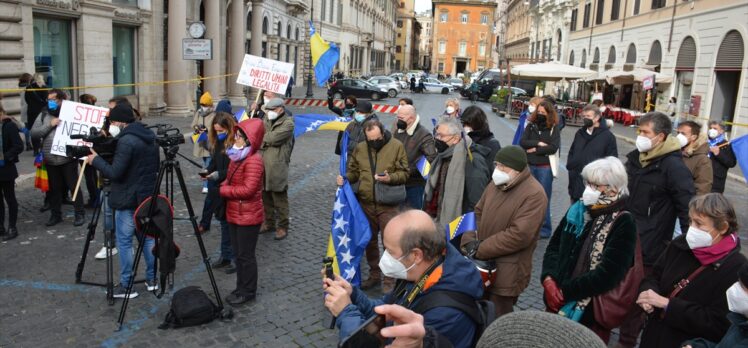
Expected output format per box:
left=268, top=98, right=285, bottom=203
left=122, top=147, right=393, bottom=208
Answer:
left=92, top=122, right=160, bottom=210
left=336, top=243, right=484, bottom=348
left=467, top=129, right=502, bottom=167
left=261, top=107, right=294, bottom=192
left=461, top=167, right=548, bottom=297
left=346, top=129, right=409, bottom=206
left=566, top=123, right=618, bottom=201
left=681, top=135, right=713, bottom=195
left=220, top=119, right=265, bottom=226
left=625, top=136, right=694, bottom=266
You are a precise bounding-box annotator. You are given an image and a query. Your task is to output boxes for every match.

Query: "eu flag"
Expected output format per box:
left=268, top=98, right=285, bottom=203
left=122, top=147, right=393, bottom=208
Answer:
left=326, top=131, right=371, bottom=286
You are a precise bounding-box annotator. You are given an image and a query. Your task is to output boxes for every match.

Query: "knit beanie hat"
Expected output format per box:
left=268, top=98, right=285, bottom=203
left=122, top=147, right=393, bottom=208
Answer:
left=494, top=145, right=527, bottom=172
left=215, top=99, right=232, bottom=114
left=477, top=311, right=606, bottom=348
left=199, top=92, right=213, bottom=106
left=108, top=104, right=135, bottom=123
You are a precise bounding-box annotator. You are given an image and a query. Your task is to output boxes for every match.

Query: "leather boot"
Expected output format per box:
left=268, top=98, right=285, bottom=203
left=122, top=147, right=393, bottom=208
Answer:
left=274, top=227, right=288, bottom=240
left=46, top=214, right=63, bottom=227
left=73, top=212, right=86, bottom=227
left=360, top=272, right=382, bottom=290
left=2, top=227, right=18, bottom=241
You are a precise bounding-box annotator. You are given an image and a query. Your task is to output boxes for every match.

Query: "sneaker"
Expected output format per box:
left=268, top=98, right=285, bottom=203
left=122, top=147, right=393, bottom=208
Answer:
left=145, top=279, right=159, bottom=292
left=95, top=247, right=118, bottom=260
left=113, top=285, right=138, bottom=299
left=202, top=187, right=208, bottom=194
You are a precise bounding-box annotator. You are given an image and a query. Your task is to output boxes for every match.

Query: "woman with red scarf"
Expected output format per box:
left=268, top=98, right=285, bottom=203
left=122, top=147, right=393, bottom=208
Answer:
left=635, top=193, right=747, bottom=348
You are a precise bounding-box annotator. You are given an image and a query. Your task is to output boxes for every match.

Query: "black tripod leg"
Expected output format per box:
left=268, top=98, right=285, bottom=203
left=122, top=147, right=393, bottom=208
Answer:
left=172, top=162, right=228, bottom=313
left=75, top=191, right=103, bottom=283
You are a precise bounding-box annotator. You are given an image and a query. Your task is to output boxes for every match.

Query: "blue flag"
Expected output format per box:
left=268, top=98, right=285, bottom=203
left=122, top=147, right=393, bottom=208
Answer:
left=326, top=131, right=371, bottom=286
left=512, top=110, right=528, bottom=145
left=731, top=135, right=748, bottom=184
left=445, top=212, right=477, bottom=241
left=294, top=114, right=350, bottom=138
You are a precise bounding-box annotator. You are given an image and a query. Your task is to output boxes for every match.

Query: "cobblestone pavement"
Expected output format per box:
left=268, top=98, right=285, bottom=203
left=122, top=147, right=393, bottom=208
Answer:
left=1, top=91, right=746, bottom=347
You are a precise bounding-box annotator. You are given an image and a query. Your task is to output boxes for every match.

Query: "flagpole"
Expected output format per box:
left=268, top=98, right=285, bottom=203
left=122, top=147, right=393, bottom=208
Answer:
left=305, top=1, right=315, bottom=98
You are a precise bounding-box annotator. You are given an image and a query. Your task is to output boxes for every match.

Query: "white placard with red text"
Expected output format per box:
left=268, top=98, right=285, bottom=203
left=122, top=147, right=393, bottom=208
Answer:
left=236, top=54, right=295, bottom=94
left=50, top=100, right=108, bottom=157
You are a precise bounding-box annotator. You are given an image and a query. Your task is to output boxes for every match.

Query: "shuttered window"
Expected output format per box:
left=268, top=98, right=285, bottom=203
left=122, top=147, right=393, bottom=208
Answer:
left=581, top=49, right=587, bottom=67
left=675, top=36, right=696, bottom=71
left=715, top=30, right=744, bottom=71
left=593, top=47, right=600, bottom=63
left=647, top=40, right=662, bottom=65
left=607, top=45, right=616, bottom=63
left=569, top=50, right=575, bottom=65
left=626, top=43, right=636, bottom=63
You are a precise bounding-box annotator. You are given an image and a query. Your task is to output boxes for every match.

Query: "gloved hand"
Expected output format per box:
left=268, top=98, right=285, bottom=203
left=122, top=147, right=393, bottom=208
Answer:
left=461, top=240, right=481, bottom=258
left=543, top=277, right=564, bottom=313
left=206, top=171, right=219, bottom=181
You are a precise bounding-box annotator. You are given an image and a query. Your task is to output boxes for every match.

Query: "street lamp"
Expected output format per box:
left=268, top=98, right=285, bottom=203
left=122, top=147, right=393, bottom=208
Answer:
left=306, top=1, right=315, bottom=98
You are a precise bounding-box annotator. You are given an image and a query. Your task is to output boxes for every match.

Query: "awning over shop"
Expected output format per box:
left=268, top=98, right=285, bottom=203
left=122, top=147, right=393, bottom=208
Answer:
left=510, top=61, right=598, bottom=81
left=584, top=68, right=673, bottom=84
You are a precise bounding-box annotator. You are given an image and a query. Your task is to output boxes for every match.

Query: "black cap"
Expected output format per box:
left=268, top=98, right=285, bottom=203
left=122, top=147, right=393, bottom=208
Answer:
left=108, top=104, right=135, bottom=123
left=355, top=100, right=373, bottom=113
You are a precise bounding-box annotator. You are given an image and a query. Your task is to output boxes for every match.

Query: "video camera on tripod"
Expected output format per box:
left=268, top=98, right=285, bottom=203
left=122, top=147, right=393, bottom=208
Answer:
left=66, top=126, right=118, bottom=162
left=149, top=124, right=186, bottom=148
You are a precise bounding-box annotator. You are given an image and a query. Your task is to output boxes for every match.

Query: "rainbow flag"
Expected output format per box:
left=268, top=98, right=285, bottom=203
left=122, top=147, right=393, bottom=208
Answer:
left=310, top=22, right=340, bottom=87
left=445, top=212, right=476, bottom=241
left=416, top=155, right=431, bottom=180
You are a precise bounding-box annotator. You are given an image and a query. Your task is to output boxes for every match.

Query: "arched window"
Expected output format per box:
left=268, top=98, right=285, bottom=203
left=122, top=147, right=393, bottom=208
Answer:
left=569, top=50, right=575, bottom=65
left=262, top=17, right=268, bottom=35
left=625, top=43, right=636, bottom=64
left=556, top=30, right=562, bottom=61
left=715, top=30, right=744, bottom=71
left=295, top=27, right=299, bottom=41
left=277, top=21, right=282, bottom=36
left=581, top=48, right=587, bottom=67
left=246, top=11, right=252, bottom=31
left=287, top=24, right=291, bottom=39
left=675, top=36, right=696, bottom=71
left=647, top=40, right=662, bottom=66
left=607, top=45, right=616, bottom=63
left=593, top=47, right=600, bottom=63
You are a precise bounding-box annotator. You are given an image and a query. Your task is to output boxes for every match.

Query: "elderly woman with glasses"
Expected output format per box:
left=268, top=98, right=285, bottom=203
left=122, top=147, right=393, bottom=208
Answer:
left=541, top=156, right=638, bottom=343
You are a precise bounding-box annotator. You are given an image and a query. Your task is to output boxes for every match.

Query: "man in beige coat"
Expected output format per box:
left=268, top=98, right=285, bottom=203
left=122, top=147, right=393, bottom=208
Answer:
left=677, top=121, right=713, bottom=195
left=461, top=145, right=548, bottom=318
left=261, top=98, right=295, bottom=240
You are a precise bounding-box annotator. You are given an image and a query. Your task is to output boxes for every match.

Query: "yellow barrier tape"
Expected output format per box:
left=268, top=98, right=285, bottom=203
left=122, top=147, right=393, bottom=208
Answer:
left=0, top=73, right=237, bottom=93
left=677, top=114, right=748, bottom=128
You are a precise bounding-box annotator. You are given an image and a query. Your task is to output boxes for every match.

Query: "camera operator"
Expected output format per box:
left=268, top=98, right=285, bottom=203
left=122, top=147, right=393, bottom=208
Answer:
left=84, top=104, right=160, bottom=298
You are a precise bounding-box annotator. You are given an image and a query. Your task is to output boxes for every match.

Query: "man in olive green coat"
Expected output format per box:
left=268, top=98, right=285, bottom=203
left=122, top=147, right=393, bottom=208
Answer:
left=261, top=98, right=295, bottom=240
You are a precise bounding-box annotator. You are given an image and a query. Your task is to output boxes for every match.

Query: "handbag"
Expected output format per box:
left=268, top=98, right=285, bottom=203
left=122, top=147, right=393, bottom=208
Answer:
left=592, top=222, right=644, bottom=330
left=367, top=145, right=406, bottom=205
left=548, top=127, right=559, bottom=178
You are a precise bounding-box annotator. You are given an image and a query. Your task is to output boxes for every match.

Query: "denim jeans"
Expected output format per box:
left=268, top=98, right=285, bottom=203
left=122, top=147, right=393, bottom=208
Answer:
left=402, top=185, right=425, bottom=210
left=116, top=209, right=155, bottom=286
left=219, top=219, right=234, bottom=262
left=529, top=165, right=553, bottom=237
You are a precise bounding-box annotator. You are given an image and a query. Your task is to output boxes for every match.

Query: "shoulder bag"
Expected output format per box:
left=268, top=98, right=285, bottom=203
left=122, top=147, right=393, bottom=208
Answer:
left=548, top=126, right=560, bottom=178
left=367, top=146, right=406, bottom=205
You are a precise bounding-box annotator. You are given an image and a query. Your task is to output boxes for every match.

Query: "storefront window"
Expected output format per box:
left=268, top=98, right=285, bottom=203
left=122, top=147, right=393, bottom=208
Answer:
left=33, top=17, right=73, bottom=89
left=113, top=26, right=136, bottom=96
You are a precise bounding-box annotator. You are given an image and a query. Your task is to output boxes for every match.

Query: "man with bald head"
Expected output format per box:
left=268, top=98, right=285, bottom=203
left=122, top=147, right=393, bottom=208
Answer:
left=324, top=210, right=484, bottom=348
left=392, top=104, right=436, bottom=209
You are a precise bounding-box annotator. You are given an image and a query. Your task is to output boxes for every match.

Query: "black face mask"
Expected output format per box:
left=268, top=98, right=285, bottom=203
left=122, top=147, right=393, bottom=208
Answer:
left=434, top=139, right=450, bottom=153
left=583, top=118, right=594, bottom=128
left=368, top=138, right=385, bottom=151
left=345, top=103, right=355, bottom=110
left=396, top=119, right=408, bottom=130
left=534, top=114, right=547, bottom=125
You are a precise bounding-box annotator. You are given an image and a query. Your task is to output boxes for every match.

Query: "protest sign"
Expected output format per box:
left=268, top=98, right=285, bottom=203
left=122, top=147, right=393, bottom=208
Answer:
left=236, top=54, right=295, bottom=95
left=50, top=101, right=108, bottom=157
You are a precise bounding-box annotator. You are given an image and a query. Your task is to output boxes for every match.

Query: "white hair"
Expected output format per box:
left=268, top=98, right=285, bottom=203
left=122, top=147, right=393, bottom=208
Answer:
left=581, top=156, right=629, bottom=195
left=436, top=116, right=462, bottom=136
left=445, top=98, right=460, bottom=109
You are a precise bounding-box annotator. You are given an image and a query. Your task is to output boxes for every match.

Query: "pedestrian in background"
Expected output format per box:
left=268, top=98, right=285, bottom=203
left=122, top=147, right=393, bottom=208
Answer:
left=17, top=73, right=33, bottom=151
left=260, top=98, right=295, bottom=241
left=519, top=99, right=560, bottom=239
left=513, top=96, right=543, bottom=146
left=677, top=121, right=713, bottom=195
left=461, top=145, right=547, bottom=318
left=443, top=98, right=461, bottom=119
left=636, top=193, right=746, bottom=348
left=566, top=105, right=618, bottom=202
left=0, top=104, right=24, bottom=241
left=285, top=76, right=294, bottom=98
left=197, top=99, right=232, bottom=234
left=461, top=106, right=502, bottom=164
left=220, top=119, right=265, bottom=306
left=542, top=157, right=637, bottom=342
left=192, top=91, right=216, bottom=195
left=707, top=121, right=737, bottom=194
left=392, top=104, right=436, bottom=209
left=25, top=73, right=47, bottom=156
left=336, top=100, right=378, bottom=160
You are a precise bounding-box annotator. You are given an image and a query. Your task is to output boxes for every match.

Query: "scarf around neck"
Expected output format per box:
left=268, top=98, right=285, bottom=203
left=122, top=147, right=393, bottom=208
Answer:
left=424, top=138, right=467, bottom=224
left=639, top=135, right=681, bottom=168
left=692, top=233, right=738, bottom=266
left=708, top=133, right=727, bottom=158
left=227, top=145, right=250, bottom=162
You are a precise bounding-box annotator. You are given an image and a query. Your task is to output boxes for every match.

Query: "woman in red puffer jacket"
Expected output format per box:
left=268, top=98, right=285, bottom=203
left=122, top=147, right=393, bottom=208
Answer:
left=219, top=118, right=264, bottom=306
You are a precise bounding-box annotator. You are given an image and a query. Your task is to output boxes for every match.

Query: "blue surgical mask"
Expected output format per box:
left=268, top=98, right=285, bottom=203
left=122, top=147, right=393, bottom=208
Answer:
left=47, top=100, right=59, bottom=111
left=354, top=113, right=366, bottom=122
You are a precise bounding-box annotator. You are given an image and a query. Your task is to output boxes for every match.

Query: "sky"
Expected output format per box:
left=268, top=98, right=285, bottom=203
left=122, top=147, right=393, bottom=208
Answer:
left=415, top=0, right=432, bottom=13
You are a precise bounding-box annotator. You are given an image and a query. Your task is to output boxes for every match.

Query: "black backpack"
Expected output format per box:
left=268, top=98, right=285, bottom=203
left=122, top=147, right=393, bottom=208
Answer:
left=158, top=286, right=219, bottom=329
left=411, top=290, right=496, bottom=346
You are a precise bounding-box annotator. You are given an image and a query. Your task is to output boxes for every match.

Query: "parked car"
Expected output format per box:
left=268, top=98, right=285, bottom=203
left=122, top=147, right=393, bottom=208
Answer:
left=368, top=76, right=402, bottom=97
left=447, top=78, right=464, bottom=91
left=419, top=78, right=453, bottom=94
left=328, top=78, right=389, bottom=100
left=498, top=86, right=529, bottom=97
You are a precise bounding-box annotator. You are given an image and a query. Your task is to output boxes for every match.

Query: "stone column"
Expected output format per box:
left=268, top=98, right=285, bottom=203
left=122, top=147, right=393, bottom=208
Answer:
left=166, top=0, right=189, bottom=115
left=247, top=1, right=264, bottom=99
left=204, top=0, right=221, bottom=99
left=228, top=0, right=246, bottom=101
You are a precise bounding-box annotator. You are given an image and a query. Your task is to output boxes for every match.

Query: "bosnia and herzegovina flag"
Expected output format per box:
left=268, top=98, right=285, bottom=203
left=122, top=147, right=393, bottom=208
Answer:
left=294, top=114, right=350, bottom=138
left=416, top=155, right=431, bottom=180
left=326, top=131, right=371, bottom=286
left=310, top=21, right=340, bottom=87
left=446, top=212, right=477, bottom=241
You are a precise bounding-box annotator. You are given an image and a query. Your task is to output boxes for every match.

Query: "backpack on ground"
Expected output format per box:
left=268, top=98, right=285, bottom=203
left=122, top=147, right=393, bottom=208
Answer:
left=411, top=290, right=496, bottom=346
left=158, top=286, right=219, bottom=329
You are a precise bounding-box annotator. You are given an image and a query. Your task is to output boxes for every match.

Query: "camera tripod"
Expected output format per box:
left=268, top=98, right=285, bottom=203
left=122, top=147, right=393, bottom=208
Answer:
left=115, top=143, right=232, bottom=331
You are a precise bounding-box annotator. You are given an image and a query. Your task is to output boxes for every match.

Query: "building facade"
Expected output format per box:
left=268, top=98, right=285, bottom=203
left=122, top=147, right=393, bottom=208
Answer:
left=431, top=0, right=497, bottom=76
left=528, top=0, right=573, bottom=63
left=395, top=0, right=418, bottom=71
left=416, top=10, right=432, bottom=70
left=504, top=0, right=532, bottom=63
left=566, top=0, right=748, bottom=138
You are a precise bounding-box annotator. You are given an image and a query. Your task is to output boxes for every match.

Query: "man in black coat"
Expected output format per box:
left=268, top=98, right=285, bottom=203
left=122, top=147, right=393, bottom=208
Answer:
left=566, top=105, right=617, bottom=202
left=707, top=121, right=737, bottom=193
left=85, top=104, right=160, bottom=299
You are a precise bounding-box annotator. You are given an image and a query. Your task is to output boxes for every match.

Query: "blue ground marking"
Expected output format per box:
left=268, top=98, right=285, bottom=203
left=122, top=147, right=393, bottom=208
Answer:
left=0, top=279, right=96, bottom=294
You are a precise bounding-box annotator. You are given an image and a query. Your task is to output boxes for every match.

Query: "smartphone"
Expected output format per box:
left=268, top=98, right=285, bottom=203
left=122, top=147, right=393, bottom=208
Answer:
left=338, top=314, right=386, bottom=348
left=198, top=171, right=209, bottom=178
left=323, top=257, right=335, bottom=280
left=376, top=172, right=385, bottom=177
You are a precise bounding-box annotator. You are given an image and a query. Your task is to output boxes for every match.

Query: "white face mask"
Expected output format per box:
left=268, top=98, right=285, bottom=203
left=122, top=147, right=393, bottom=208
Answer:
left=109, top=125, right=121, bottom=137
left=582, top=186, right=602, bottom=206
left=727, top=282, right=748, bottom=316
left=267, top=110, right=279, bottom=120
left=686, top=226, right=713, bottom=249
left=492, top=168, right=510, bottom=186
left=708, top=129, right=719, bottom=139
left=677, top=133, right=689, bottom=148
left=446, top=106, right=456, bottom=114
left=636, top=135, right=654, bottom=152
left=528, top=105, right=536, bottom=113
left=378, top=249, right=415, bottom=280
left=463, top=126, right=473, bottom=134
